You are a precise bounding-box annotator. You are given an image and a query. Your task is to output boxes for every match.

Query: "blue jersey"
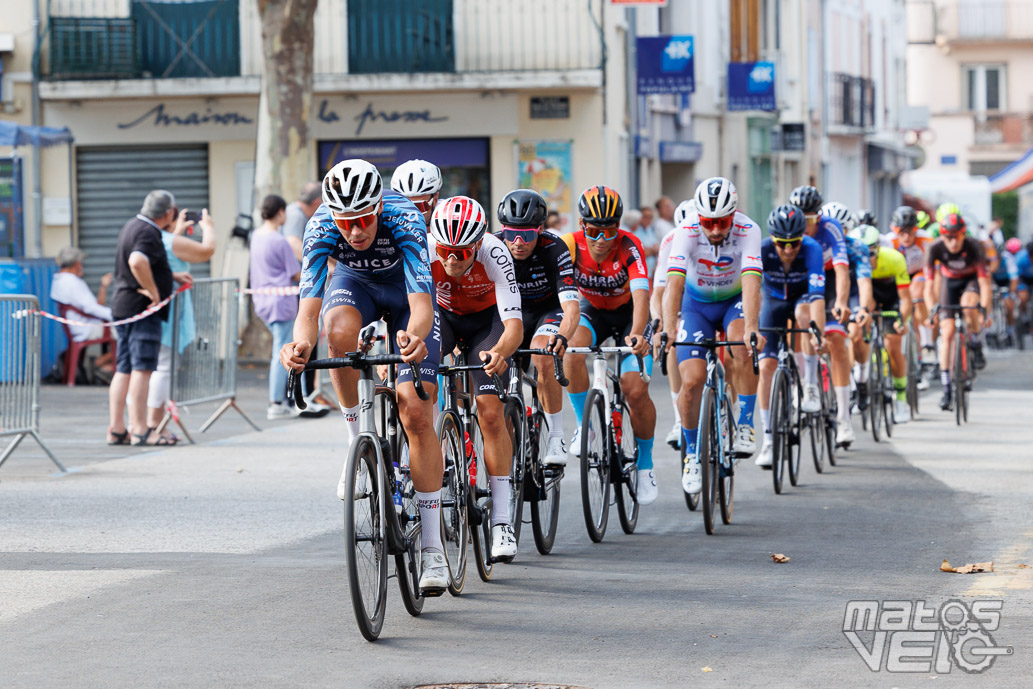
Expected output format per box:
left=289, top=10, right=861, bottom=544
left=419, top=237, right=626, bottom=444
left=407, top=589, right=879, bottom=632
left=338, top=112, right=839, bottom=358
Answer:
left=810, top=216, right=849, bottom=271
left=761, top=236, right=826, bottom=302
left=299, top=191, right=433, bottom=299
left=993, top=250, right=1018, bottom=281
left=845, top=236, right=872, bottom=299
left=1016, top=249, right=1033, bottom=279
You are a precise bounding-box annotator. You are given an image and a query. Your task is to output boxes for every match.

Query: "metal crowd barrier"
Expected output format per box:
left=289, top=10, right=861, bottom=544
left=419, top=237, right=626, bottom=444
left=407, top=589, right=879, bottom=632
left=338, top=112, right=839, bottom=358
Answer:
left=158, top=278, right=259, bottom=443
left=0, top=295, right=64, bottom=471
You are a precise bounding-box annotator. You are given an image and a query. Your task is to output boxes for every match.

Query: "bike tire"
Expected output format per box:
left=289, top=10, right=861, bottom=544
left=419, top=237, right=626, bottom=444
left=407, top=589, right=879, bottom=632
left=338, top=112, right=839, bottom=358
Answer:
left=469, top=416, right=494, bottom=582
left=344, top=435, right=388, bottom=641
left=682, top=440, right=699, bottom=511
left=869, top=347, right=883, bottom=442
left=770, top=368, right=789, bottom=495
left=580, top=389, right=611, bottom=543
left=698, top=386, right=719, bottom=535
left=529, top=412, right=561, bottom=555
left=783, top=379, right=801, bottom=487
left=821, top=358, right=838, bottom=465
left=615, top=401, right=640, bottom=535
left=504, top=398, right=526, bottom=545
left=719, top=392, right=736, bottom=524
left=953, top=333, right=964, bottom=426
left=906, top=332, right=919, bottom=417
left=436, top=410, right=468, bottom=596
left=393, top=428, right=425, bottom=616
left=883, top=374, right=894, bottom=438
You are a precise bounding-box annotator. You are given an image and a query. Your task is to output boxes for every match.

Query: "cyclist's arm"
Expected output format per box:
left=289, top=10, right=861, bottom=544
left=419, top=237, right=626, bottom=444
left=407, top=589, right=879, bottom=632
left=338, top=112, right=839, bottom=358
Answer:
left=808, top=297, right=827, bottom=334
left=287, top=297, right=322, bottom=368
left=625, top=234, right=652, bottom=349
left=549, top=236, right=580, bottom=342
left=557, top=298, right=580, bottom=344
left=661, top=230, right=690, bottom=340
left=405, top=292, right=434, bottom=342
left=835, top=264, right=851, bottom=313
left=650, top=285, right=664, bottom=323
left=858, top=277, right=875, bottom=313
left=740, top=225, right=764, bottom=335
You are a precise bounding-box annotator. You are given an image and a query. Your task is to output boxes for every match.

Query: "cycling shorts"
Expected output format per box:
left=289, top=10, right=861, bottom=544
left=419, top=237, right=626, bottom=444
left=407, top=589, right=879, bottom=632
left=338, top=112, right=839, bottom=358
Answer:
left=1017, top=276, right=1033, bottom=292
left=439, top=307, right=508, bottom=396
left=521, top=306, right=564, bottom=350
left=578, top=299, right=652, bottom=376
left=323, top=269, right=441, bottom=385
left=872, top=280, right=901, bottom=313
left=941, top=276, right=980, bottom=306
left=676, top=295, right=744, bottom=364
left=759, top=295, right=807, bottom=361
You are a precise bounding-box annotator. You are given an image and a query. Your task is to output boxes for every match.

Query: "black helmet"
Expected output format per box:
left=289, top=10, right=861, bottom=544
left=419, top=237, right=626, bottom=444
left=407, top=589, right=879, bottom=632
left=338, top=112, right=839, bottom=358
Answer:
left=891, top=205, right=917, bottom=230
left=767, top=204, right=807, bottom=240
left=497, top=188, right=547, bottom=228
left=854, top=208, right=877, bottom=227
left=788, top=185, right=823, bottom=214
left=940, top=212, right=966, bottom=236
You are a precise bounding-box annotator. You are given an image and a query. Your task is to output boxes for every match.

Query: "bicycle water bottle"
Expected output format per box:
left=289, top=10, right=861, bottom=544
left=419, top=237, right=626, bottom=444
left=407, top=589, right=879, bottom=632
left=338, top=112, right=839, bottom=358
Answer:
left=392, top=461, right=403, bottom=514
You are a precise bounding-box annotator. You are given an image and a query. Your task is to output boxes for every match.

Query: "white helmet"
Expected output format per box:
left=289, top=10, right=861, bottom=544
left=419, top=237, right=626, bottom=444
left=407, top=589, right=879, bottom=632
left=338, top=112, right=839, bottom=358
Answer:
left=822, top=202, right=854, bottom=231
left=322, top=159, right=383, bottom=214
left=674, top=199, right=696, bottom=226
left=390, top=159, right=442, bottom=197
left=430, top=196, right=488, bottom=247
left=694, top=177, right=738, bottom=218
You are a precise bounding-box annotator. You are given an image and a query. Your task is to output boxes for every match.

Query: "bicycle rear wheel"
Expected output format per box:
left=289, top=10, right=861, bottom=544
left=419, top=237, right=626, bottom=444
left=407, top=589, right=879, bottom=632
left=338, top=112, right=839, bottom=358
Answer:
left=698, top=386, right=719, bottom=535
left=436, top=411, right=468, bottom=596
left=718, top=392, right=736, bottom=525
left=869, top=347, right=883, bottom=442
left=615, top=401, right=639, bottom=535
left=529, top=412, right=561, bottom=555
left=883, top=373, right=894, bottom=438
left=468, top=417, right=494, bottom=582
left=580, top=389, right=611, bottom=543
left=905, top=332, right=920, bottom=417
left=504, top=398, right=526, bottom=544
left=770, top=368, right=789, bottom=495
left=344, top=435, right=388, bottom=641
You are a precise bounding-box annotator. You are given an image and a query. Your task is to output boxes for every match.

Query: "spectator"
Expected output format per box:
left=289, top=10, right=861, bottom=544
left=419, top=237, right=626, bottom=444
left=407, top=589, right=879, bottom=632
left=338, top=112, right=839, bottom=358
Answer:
left=546, top=209, right=562, bottom=232
left=249, top=194, right=306, bottom=419
left=144, top=208, right=217, bottom=443
left=107, top=190, right=189, bottom=446
left=632, top=206, right=660, bottom=278
left=282, top=181, right=322, bottom=262
left=50, top=246, right=115, bottom=376
left=654, top=196, right=676, bottom=235
left=621, top=209, right=642, bottom=233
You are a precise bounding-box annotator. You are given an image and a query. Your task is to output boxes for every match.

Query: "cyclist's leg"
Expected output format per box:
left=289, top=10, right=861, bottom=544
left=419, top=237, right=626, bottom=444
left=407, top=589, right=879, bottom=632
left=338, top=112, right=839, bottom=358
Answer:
left=322, top=274, right=378, bottom=424
left=617, top=312, right=656, bottom=471
left=757, top=296, right=791, bottom=441
left=676, top=298, right=720, bottom=460
left=530, top=309, right=564, bottom=415
left=564, top=299, right=597, bottom=429
left=937, top=278, right=966, bottom=401
left=721, top=299, right=757, bottom=432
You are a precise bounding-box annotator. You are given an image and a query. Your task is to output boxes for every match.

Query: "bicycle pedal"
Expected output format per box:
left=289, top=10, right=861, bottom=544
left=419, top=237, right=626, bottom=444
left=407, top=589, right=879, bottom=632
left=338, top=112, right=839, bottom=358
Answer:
left=419, top=586, right=447, bottom=598
left=490, top=555, right=515, bottom=565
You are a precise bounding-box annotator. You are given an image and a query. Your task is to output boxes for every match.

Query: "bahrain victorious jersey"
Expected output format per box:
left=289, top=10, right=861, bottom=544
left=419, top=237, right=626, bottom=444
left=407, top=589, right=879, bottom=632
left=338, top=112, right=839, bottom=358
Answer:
left=430, top=233, right=522, bottom=320
left=665, top=210, right=763, bottom=303
left=561, top=229, right=650, bottom=309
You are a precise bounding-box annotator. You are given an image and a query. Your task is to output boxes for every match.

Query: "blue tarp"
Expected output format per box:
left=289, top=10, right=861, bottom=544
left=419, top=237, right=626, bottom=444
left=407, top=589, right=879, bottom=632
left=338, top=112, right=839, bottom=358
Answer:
left=0, top=121, right=74, bottom=148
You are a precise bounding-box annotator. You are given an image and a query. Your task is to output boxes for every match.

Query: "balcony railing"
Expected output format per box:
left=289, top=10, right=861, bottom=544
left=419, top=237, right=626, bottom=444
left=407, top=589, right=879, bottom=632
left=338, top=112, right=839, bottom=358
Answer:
left=827, top=73, right=875, bottom=130
left=936, top=1, right=1033, bottom=42
left=973, top=113, right=1033, bottom=146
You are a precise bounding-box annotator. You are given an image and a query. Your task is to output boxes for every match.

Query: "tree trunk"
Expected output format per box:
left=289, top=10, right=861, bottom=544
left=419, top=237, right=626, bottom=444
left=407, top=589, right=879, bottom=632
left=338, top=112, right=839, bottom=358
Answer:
left=255, top=0, right=319, bottom=207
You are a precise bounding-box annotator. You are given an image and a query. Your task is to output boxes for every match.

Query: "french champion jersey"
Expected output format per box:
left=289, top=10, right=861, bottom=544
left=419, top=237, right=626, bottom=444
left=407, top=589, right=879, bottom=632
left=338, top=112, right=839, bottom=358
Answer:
left=430, top=233, right=522, bottom=320
left=666, top=210, right=763, bottom=303
left=760, top=235, right=826, bottom=302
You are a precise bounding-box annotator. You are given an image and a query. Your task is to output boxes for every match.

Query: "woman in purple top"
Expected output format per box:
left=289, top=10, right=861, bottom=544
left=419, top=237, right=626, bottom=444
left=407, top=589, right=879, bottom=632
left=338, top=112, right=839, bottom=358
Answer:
left=250, top=195, right=303, bottom=418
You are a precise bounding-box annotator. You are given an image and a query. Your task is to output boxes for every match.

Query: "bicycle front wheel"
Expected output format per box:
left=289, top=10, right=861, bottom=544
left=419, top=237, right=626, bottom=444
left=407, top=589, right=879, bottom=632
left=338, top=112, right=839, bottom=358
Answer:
left=529, top=412, right=561, bottom=555
left=869, top=347, right=883, bottom=442
left=436, top=410, right=468, bottom=596
left=820, top=358, right=838, bottom=465
left=698, top=386, right=719, bottom=535
left=770, top=368, right=789, bottom=494
left=344, top=435, right=388, bottom=641
left=580, top=389, right=611, bottom=543
left=504, top=398, right=526, bottom=545
left=953, top=334, right=965, bottom=426
left=906, top=332, right=919, bottom=417
left=718, top=391, right=736, bottom=525
left=468, top=416, right=494, bottom=582
left=615, top=401, right=639, bottom=535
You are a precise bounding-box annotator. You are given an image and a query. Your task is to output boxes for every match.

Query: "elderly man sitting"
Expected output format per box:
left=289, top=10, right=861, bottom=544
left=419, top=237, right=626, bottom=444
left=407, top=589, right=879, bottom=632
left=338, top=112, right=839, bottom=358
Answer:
left=50, top=246, right=115, bottom=378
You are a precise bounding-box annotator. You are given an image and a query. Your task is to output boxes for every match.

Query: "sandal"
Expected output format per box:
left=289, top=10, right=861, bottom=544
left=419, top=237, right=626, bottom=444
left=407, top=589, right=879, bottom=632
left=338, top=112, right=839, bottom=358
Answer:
left=131, top=428, right=179, bottom=447
left=107, top=429, right=131, bottom=446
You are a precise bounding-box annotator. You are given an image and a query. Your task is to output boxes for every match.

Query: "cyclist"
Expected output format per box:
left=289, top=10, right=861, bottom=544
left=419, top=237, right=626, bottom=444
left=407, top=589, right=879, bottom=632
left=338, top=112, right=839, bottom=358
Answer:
left=851, top=225, right=914, bottom=423
left=822, top=201, right=855, bottom=233
left=495, top=188, right=580, bottom=465
left=1015, top=240, right=1033, bottom=330
left=755, top=205, right=826, bottom=467
left=854, top=209, right=877, bottom=229
left=280, top=158, right=448, bottom=595
left=887, top=205, right=936, bottom=372
left=390, top=159, right=442, bottom=226
left=429, top=195, right=524, bottom=562
left=928, top=202, right=961, bottom=238
left=562, top=185, right=658, bottom=505
left=924, top=212, right=992, bottom=410
left=915, top=210, right=932, bottom=232
left=662, top=177, right=764, bottom=495
left=790, top=185, right=859, bottom=446
left=993, top=237, right=1021, bottom=344
left=650, top=199, right=696, bottom=449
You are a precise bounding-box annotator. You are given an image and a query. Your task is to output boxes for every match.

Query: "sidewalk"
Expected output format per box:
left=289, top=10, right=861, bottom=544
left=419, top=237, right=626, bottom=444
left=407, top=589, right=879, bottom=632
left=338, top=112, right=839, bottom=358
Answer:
left=0, top=363, right=336, bottom=480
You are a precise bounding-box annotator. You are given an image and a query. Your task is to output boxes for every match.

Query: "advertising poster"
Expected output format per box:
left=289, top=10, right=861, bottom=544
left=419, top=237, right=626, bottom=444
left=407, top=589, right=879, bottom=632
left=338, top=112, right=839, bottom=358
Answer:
left=517, top=140, right=573, bottom=233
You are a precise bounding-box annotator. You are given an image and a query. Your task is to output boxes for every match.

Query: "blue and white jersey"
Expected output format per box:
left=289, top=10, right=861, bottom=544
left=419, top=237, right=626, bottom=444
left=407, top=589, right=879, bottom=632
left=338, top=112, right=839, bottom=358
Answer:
left=1016, top=248, right=1033, bottom=279
left=760, top=236, right=825, bottom=303
left=299, top=191, right=433, bottom=299
left=810, top=216, right=849, bottom=271
left=845, top=236, right=872, bottom=299
left=993, top=250, right=1019, bottom=281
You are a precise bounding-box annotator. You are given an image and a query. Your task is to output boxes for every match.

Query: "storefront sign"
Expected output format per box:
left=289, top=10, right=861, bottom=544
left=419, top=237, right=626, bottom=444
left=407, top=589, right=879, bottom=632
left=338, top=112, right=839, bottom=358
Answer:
left=636, top=36, right=695, bottom=95
left=316, top=100, right=449, bottom=136
left=319, top=138, right=488, bottom=171
left=728, top=61, right=776, bottom=112
left=517, top=140, right=573, bottom=232
left=659, top=140, right=703, bottom=163
left=530, top=97, right=570, bottom=120
left=116, top=103, right=254, bottom=129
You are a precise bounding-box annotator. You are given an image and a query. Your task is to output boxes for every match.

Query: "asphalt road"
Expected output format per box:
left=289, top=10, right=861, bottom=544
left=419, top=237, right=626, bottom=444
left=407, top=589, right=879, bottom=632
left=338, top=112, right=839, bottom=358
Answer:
left=2, top=350, right=1031, bottom=688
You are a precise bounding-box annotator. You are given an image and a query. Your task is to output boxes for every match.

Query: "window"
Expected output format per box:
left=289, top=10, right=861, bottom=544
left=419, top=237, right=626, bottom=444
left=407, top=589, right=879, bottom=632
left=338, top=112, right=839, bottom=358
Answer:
left=965, top=64, right=1005, bottom=111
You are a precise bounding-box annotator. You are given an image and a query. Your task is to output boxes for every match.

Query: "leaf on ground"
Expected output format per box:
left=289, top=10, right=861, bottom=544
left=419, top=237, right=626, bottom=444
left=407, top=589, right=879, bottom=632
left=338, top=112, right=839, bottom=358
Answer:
left=940, top=559, right=994, bottom=573
left=710, top=634, right=718, bottom=638
left=772, top=553, right=790, bottom=563
left=1018, top=563, right=1028, bottom=569
left=702, top=666, right=713, bottom=673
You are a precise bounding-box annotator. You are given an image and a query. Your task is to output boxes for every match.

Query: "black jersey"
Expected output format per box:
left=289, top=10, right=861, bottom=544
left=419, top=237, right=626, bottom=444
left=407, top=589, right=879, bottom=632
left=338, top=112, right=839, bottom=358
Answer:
left=498, top=230, right=579, bottom=313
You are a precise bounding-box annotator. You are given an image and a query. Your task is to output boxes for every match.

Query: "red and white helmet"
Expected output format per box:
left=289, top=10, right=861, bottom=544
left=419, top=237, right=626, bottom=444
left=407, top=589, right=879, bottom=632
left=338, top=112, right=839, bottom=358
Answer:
left=430, top=196, right=488, bottom=247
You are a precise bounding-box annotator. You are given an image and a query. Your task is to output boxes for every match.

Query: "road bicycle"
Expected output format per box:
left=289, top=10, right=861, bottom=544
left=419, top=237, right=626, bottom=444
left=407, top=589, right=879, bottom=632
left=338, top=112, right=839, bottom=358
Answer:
left=508, top=348, right=569, bottom=555
left=937, top=304, right=982, bottom=425
left=866, top=310, right=901, bottom=442
left=288, top=324, right=431, bottom=642
left=903, top=318, right=921, bottom=418
left=661, top=333, right=758, bottom=534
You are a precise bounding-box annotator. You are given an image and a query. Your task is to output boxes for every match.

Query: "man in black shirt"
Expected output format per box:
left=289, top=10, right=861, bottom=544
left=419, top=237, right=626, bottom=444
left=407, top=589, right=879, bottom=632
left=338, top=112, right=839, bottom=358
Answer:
left=107, top=189, right=185, bottom=447
left=496, top=189, right=580, bottom=465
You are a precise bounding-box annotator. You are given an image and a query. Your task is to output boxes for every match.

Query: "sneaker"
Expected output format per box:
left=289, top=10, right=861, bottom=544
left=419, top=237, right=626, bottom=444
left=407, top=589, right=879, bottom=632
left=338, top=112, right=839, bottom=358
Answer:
left=802, top=384, right=822, bottom=413
left=665, top=421, right=681, bottom=449
left=972, top=345, right=987, bottom=370
left=298, top=393, right=331, bottom=418
left=568, top=427, right=581, bottom=455
left=855, top=381, right=869, bottom=412
left=939, top=390, right=952, bottom=411
left=419, top=548, right=449, bottom=595
left=894, top=399, right=911, bottom=424
left=755, top=436, right=774, bottom=467
left=836, top=419, right=856, bottom=446
left=266, top=402, right=295, bottom=420
left=636, top=469, right=658, bottom=505
left=921, top=346, right=937, bottom=365
left=681, top=453, right=702, bottom=495
left=491, top=523, right=517, bottom=562
left=733, top=424, right=756, bottom=455
left=544, top=435, right=568, bottom=467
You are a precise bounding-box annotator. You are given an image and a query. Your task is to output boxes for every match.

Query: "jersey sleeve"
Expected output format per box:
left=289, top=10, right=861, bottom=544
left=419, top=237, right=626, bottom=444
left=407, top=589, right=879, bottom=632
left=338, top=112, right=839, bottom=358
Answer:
left=666, top=227, right=691, bottom=279
left=848, top=239, right=872, bottom=280
left=546, top=235, right=579, bottom=303
left=393, top=209, right=433, bottom=295
left=654, top=229, right=676, bottom=289
left=483, top=235, right=522, bottom=322
left=739, top=218, right=763, bottom=279
left=298, top=213, right=335, bottom=300
left=1003, top=251, right=1019, bottom=279
left=923, top=242, right=940, bottom=280
left=975, top=242, right=990, bottom=278
left=623, top=233, right=650, bottom=293
left=803, top=237, right=827, bottom=301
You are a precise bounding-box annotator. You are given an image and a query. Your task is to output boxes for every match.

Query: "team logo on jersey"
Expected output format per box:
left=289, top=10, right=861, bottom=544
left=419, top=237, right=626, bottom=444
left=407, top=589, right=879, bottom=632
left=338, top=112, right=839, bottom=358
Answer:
left=698, top=256, right=736, bottom=273
left=810, top=273, right=825, bottom=288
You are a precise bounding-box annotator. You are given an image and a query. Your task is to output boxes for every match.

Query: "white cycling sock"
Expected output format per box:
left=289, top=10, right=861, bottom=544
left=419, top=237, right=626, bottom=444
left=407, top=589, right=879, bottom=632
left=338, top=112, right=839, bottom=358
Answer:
left=803, top=354, right=818, bottom=386
left=489, top=475, right=512, bottom=526
left=919, top=325, right=933, bottom=348
left=416, top=490, right=443, bottom=552
left=546, top=411, right=563, bottom=439
left=760, top=408, right=771, bottom=436
left=340, top=404, right=360, bottom=442
left=859, top=360, right=871, bottom=383
left=670, top=389, right=681, bottom=425
left=835, top=386, right=851, bottom=422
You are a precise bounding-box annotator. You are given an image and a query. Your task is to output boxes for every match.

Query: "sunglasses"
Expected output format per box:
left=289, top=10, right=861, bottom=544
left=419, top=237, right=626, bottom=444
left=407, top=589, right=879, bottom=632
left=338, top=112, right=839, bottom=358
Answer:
left=583, top=223, right=619, bottom=241
left=941, top=231, right=965, bottom=240
left=699, top=215, right=734, bottom=232
left=332, top=210, right=377, bottom=233
left=501, top=226, right=540, bottom=244
left=412, top=198, right=435, bottom=213
left=773, top=237, right=802, bottom=248
left=436, top=244, right=476, bottom=261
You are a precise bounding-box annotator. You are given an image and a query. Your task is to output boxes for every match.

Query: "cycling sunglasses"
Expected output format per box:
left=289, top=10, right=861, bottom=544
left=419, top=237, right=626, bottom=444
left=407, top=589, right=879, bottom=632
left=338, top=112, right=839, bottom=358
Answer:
left=332, top=210, right=377, bottom=233
left=583, top=222, right=619, bottom=241
left=501, top=225, right=540, bottom=244
left=411, top=198, right=435, bottom=213
left=436, top=244, right=476, bottom=261
left=699, top=215, right=734, bottom=231
left=773, top=237, right=803, bottom=248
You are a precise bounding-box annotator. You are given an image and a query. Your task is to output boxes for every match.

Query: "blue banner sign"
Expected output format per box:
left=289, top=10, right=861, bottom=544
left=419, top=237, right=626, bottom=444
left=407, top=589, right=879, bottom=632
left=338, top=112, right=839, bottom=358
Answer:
left=637, top=36, right=695, bottom=95
left=728, top=61, right=776, bottom=112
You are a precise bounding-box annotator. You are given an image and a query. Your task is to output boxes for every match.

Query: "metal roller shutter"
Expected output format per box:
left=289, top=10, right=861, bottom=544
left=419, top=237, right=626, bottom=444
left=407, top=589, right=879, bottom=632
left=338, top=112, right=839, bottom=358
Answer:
left=76, top=145, right=210, bottom=290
